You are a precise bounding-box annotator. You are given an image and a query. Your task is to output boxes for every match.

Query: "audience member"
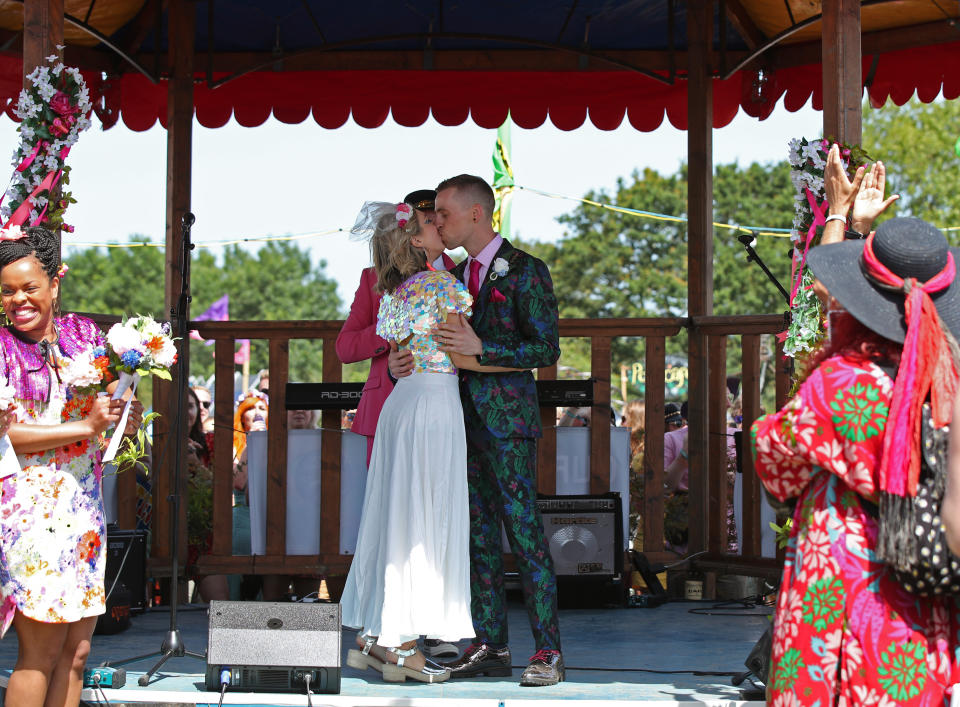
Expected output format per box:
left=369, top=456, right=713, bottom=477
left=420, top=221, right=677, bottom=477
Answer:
left=232, top=391, right=268, bottom=600
left=192, top=384, right=214, bottom=434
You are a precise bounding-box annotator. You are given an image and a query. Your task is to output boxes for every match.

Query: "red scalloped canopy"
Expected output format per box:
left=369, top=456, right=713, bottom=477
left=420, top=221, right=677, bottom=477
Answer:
left=0, top=40, right=956, bottom=132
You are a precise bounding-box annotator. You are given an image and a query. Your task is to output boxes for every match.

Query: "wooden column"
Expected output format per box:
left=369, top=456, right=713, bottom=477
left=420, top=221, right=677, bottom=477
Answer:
left=642, top=336, right=666, bottom=553
left=536, top=363, right=558, bottom=495
left=589, top=337, right=612, bottom=495
left=320, top=338, right=343, bottom=557
left=23, top=0, right=62, bottom=85
left=153, top=0, right=194, bottom=561
left=822, top=0, right=862, bottom=144
left=686, top=0, right=714, bottom=554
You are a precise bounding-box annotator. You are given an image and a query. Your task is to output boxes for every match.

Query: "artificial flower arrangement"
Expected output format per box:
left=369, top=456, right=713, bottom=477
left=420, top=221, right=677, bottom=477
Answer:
left=100, top=315, right=177, bottom=463
left=1, top=50, right=92, bottom=232
left=782, top=137, right=871, bottom=358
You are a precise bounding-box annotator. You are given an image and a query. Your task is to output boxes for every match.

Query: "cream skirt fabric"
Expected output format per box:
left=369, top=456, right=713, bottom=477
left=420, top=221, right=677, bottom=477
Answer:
left=340, top=371, right=473, bottom=645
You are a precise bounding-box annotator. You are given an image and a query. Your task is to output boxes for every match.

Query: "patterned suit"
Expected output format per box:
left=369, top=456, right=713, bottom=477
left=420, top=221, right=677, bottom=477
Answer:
left=453, top=239, right=562, bottom=651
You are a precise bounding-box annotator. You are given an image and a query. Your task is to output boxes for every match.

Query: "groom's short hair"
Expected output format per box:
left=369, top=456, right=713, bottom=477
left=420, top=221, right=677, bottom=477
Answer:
left=436, top=174, right=495, bottom=219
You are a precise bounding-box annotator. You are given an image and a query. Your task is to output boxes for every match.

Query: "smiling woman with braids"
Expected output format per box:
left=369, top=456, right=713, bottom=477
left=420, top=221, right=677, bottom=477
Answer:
left=0, top=226, right=144, bottom=707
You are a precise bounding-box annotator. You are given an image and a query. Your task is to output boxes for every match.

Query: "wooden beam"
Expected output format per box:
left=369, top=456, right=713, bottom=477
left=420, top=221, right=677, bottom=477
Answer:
left=642, top=337, right=666, bottom=553
left=589, top=336, right=612, bottom=495
left=266, top=339, right=289, bottom=555
left=686, top=0, right=714, bottom=554
left=119, top=0, right=165, bottom=59
left=725, top=0, right=766, bottom=50
left=23, top=0, right=63, bottom=87
left=536, top=363, right=558, bottom=496
left=822, top=0, right=862, bottom=144
left=211, top=339, right=235, bottom=556
left=770, top=18, right=959, bottom=70
left=740, top=335, right=763, bottom=558
left=707, top=336, right=727, bottom=555
left=320, top=337, right=343, bottom=557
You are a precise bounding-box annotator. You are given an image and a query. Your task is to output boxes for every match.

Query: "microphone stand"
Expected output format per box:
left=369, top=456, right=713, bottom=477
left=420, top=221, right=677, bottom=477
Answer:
left=104, top=212, right=206, bottom=685
left=737, top=232, right=790, bottom=306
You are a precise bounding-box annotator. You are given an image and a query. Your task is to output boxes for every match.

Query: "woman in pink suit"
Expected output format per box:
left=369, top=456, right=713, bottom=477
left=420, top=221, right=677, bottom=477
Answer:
left=337, top=189, right=454, bottom=464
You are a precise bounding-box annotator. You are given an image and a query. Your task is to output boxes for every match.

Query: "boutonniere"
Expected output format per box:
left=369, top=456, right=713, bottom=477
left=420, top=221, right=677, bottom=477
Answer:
left=489, top=257, right=509, bottom=281
left=489, top=288, right=507, bottom=303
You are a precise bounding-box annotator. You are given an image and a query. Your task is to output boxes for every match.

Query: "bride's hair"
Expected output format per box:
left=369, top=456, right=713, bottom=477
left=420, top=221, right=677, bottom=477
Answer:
left=372, top=210, right=427, bottom=293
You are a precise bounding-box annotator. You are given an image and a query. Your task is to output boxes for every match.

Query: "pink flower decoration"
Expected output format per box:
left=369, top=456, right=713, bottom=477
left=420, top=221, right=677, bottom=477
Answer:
left=0, top=225, right=26, bottom=241
left=395, top=203, right=413, bottom=229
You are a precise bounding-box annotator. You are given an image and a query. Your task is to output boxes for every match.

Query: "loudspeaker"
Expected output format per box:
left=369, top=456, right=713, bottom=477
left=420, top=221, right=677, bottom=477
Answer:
left=537, top=493, right=623, bottom=578
left=103, top=526, right=147, bottom=611
left=205, top=601, right=341, bottom=694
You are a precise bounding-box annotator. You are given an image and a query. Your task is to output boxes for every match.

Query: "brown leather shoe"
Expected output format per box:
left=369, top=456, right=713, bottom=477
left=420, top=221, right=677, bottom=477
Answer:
left=441, top=643, right=512, bottom=678
left=519, top=649, right=565, bottom=686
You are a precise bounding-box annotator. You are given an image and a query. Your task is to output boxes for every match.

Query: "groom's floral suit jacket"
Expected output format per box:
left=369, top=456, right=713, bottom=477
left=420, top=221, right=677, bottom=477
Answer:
left=452, top=239, right=560, bottom=439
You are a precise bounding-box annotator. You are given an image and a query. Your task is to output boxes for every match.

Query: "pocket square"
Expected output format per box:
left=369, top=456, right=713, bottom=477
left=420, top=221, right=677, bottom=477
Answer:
left=489, top=288, right=507, bottom=303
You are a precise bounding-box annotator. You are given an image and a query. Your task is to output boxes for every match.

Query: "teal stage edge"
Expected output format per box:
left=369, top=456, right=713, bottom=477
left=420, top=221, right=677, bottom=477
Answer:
left=0, top=599, right=770, bottom=705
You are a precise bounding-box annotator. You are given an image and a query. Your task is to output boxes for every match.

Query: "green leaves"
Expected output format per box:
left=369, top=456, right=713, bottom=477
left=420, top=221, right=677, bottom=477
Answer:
left=109, top=411, right=161, bottom=475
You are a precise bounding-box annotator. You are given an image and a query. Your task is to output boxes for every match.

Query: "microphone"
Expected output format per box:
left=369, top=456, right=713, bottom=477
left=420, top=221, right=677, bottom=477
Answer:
left=181, top=212, right=196, bottom=228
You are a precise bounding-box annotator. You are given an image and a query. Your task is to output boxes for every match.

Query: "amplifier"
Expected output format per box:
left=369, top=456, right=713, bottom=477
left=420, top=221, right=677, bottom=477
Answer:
left=103, top=527, right=147, bottom=611
left=205, top=601, right=341, bottom=694
left=537, top=493, right=623, bottom=577
left=286, top=382, right=363, bottom=410
left=536, top=379, right=593, bottom=407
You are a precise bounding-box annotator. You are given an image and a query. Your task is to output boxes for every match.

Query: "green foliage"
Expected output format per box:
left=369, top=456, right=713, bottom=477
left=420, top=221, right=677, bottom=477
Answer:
left=863, top=97, right=960, bottom=236
left=109, top=411, right=161, bottom=475
left=60, top=238, right=343, bottom=383
left=521, top=161, right=794, bottom=402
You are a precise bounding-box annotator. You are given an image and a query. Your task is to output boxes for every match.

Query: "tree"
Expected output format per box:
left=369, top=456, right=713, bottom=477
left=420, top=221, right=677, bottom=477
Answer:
left=863, top=97, right=960, bottom=237
left=61, top=239, right=344, bottom=383
left=523, top=160, right=795, bottom=399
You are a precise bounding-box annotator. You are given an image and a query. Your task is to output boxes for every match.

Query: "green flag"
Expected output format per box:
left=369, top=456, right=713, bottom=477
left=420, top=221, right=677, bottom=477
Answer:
left=492, top=116, right=515, bottom=236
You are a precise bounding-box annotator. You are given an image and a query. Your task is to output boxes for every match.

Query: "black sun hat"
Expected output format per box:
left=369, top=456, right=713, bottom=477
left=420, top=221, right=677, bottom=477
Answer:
left=806, top=217, right=960, bottom=344
left=403, top=189, right=436, bottom=211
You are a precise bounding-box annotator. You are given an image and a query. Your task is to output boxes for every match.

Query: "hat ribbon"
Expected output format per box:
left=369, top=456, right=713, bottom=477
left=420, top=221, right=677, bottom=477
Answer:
left=862, top=232, right=958, bottom=498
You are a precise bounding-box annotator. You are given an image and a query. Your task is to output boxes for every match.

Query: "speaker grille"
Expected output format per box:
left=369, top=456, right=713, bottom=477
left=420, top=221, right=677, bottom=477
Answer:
left=241, top=668, right=291, bottom=689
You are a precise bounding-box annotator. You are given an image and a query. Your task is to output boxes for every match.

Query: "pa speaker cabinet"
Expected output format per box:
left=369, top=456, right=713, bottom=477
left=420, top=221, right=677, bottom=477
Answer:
left=537, top=493, right=623, bottom=578
left=205, top=601, right=341, bottom=694
left=104, top=527, right=147, bottom=611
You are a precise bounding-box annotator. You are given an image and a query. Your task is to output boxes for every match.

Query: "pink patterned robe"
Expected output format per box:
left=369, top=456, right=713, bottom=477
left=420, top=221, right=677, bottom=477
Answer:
left=751, top=354, right=960, bottom=706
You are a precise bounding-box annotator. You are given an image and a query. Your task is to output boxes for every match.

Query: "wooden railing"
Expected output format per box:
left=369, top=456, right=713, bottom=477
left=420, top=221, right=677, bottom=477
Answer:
left=111, top=315, right=792, bottom=580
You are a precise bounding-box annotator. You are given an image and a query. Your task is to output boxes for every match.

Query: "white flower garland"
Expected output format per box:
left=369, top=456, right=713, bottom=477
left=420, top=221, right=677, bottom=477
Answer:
left=1, top=50, right=92, bottom=231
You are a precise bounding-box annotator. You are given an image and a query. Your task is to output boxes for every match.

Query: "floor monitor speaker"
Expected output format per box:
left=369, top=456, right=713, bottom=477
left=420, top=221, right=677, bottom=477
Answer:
left=205, top=600, right=341, bottom=694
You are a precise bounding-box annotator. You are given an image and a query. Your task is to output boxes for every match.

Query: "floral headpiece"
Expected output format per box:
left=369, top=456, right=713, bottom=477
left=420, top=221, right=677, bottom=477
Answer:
left=396, top=203, right=413, bottom=229
left=349, top=201, right=414, bottom=242
left=56, top=262, right=68, bottom=279
left=0, top=225, right=25, bottom=242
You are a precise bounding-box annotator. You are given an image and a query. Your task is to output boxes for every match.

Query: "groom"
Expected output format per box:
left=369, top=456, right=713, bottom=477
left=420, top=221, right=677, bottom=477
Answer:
left=417, top=174, right=562, bottom=686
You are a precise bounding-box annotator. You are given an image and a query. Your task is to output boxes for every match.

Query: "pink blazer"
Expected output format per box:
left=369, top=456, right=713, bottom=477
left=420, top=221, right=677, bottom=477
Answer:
left=336, top=266, right=391, bottom=438
left=337, top=255, right=456, bottom=438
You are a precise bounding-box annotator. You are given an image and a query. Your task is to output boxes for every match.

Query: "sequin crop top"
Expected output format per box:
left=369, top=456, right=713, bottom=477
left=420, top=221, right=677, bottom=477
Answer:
left=376, top=270, right=473, bottom=375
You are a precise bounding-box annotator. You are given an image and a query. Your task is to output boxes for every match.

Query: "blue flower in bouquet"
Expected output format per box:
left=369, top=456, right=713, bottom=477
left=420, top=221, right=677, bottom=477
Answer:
left=120, top=350, right=143, bottom=368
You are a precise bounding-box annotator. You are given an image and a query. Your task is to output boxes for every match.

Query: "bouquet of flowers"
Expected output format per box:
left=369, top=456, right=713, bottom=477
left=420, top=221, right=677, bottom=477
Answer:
left=101, top=315, right=177, bottom=463
left=105, top=315, right=177, bottom=382
left=782, top=137, right=871, bottom=357
left=1, top=50, right=92, bottom=231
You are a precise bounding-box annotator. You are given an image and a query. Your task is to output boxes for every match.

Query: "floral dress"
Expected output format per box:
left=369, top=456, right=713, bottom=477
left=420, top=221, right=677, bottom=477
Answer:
left=0, top=315, right=108, bottom=635
left=751, top=354, right=960, bottom=706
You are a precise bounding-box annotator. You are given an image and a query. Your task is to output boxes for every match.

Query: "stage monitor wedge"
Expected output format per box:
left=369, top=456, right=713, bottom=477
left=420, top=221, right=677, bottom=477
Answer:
left=205, top=600, right=341, bottom=694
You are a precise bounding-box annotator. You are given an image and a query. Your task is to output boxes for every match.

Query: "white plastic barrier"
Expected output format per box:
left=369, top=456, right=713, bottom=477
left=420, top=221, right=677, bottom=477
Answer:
left=247, top=429, right=369, bottom=556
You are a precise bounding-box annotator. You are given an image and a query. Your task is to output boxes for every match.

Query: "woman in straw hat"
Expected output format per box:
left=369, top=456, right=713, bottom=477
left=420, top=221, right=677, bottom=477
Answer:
left=752, top=213, right=960, bottom=705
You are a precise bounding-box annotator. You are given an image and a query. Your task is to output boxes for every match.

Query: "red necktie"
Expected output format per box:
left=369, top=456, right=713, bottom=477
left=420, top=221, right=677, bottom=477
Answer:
left=468, top=258, right=482, bottom=299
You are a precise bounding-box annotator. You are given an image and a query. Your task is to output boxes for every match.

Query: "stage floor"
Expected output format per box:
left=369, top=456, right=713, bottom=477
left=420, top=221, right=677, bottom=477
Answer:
left=0, top=598, right=770, bottom=706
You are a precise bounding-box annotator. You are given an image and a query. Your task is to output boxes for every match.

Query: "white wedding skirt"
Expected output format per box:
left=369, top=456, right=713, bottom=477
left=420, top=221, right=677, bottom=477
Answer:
left=341, top=371, right=473, bottom=646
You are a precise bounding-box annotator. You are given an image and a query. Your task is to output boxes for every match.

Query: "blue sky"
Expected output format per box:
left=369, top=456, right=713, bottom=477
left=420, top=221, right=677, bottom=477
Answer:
left=0, top=101, right=821, bottom=308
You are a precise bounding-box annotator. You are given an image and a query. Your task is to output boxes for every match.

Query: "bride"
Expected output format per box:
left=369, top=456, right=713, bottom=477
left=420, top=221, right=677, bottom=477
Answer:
left=340, top=201, right=518, bottom=683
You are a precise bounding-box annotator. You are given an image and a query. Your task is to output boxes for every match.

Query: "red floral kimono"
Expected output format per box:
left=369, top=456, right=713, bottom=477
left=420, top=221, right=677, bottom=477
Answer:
left=751, top=354, right=960, bottom=706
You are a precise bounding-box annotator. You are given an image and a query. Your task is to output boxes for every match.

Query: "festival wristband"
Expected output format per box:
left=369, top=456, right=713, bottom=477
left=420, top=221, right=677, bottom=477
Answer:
left=824, top=214, right=847, bottom=225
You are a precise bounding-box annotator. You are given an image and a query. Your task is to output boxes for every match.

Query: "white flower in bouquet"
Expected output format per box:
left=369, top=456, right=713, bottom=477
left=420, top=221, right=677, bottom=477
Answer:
left=107, top=322, right=147, bottom=356
left=60, top=348, right=103, bottom=391
left=0, top=384, right=16, bottom=407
